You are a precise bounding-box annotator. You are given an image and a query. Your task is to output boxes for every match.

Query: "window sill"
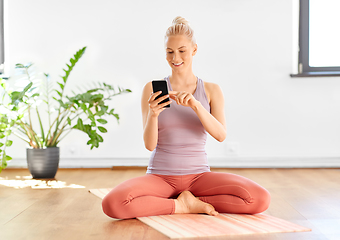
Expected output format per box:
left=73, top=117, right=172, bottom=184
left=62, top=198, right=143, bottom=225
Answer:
left=290, top=72, right=340, bottom=78
left=0, top=74, right=9, bottom=79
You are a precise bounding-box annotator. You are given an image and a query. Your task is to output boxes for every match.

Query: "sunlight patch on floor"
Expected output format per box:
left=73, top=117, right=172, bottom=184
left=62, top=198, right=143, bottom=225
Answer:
left=0, top=175, right=85, bottom=189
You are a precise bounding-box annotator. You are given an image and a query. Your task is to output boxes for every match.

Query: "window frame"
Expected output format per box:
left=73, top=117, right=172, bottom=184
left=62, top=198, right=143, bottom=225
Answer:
left=0, top=0, right=4, bottom=74
left=291, top=0, right=340, bottom=77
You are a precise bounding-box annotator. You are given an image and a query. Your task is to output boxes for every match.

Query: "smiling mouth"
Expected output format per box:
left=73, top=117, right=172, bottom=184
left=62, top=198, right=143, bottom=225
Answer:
left=173, top=62, right=183, bottom=67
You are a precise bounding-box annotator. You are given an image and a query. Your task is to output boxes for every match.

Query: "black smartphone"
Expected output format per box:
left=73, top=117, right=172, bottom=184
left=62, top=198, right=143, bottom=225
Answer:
left=152, top=80, right=170, bottom=108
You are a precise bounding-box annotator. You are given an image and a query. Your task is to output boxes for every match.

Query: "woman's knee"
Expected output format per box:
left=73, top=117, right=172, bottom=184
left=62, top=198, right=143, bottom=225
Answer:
left=102, top=191, right=130, bottom=219
left=250, top=188, right=271, bottom=214
left=102, top=195, right=119, bottom=219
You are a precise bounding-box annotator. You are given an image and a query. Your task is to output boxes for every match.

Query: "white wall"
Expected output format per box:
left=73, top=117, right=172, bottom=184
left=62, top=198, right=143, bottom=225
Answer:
left=5, top=0, right=340, bottom=168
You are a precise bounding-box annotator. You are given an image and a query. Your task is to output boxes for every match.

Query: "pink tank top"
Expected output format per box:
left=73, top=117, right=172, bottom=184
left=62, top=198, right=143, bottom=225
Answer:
left=147, top=76, right=211, bottom=175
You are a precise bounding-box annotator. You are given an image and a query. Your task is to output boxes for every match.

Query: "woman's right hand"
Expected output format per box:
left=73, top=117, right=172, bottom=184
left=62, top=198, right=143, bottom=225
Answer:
left=142, top=84, right=172, bottom=151
left=148, top=91, right=172, bottom=118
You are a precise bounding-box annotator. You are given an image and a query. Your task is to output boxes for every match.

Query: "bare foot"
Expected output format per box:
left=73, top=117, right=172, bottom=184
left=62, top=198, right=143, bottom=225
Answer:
left=174, top=191, right=218, bottom=216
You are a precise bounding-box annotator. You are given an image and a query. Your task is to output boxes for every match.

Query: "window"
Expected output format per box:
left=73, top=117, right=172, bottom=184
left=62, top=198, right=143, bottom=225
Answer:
left=292, top=0, right=340, bottom=77
left=0, top=0, right=4, bottom=74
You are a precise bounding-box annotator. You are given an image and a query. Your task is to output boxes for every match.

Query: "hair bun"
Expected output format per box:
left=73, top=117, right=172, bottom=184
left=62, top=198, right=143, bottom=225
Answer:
left=172, top=16, right=189, bottom=26
left=166, top=16, right=196, bottom=44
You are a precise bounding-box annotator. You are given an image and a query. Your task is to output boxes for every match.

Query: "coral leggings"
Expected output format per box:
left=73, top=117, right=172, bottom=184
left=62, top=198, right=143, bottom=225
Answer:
left=102, top=172, right=271, bottom=219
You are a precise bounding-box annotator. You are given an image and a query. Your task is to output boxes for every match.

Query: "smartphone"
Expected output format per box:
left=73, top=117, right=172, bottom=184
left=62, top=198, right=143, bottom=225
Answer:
left=152, top=80, right=170, bottom=108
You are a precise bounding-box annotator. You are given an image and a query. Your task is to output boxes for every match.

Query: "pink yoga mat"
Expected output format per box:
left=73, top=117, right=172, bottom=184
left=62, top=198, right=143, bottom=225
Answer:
left=89, top=188, right=311, bottom=238
left=138, top=213, right=311, bottom=238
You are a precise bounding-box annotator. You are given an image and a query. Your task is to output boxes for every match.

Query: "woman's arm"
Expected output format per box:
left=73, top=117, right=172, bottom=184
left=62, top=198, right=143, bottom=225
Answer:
left=169, top=82, right=226, bottom=142
left=200, top=82, right=226, bottom=142
left=141, top=82, right=172, bottom=151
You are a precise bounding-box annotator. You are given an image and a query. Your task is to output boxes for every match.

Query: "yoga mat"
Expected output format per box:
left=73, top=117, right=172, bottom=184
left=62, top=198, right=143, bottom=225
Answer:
left=89, top=188, right=111, bottom=199
left=89, top=188, right=311, bottom=238
left=138, top=213, right=311, bottom=239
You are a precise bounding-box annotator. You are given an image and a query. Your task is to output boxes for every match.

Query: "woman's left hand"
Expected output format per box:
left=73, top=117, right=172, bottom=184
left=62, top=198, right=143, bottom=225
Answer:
left=169, top=91, right=199, bottom=109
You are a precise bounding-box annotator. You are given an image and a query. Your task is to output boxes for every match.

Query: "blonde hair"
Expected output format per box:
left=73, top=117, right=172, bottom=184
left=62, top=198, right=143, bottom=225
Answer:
left=165, top=16, right=196, bottom=44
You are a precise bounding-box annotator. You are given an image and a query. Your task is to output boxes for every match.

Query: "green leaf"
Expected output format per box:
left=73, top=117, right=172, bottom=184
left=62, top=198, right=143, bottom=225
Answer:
left=1, top=160, right=7, bottom=169
left=80, top=103, right=87, bottom=112
left=97, top=134, right=103, bottom=142
left=60, top=47, right=86, bottom=85
left=67, top=117, right=71, bottom=125
left=1, top=150, right=11, bottom=170
left=57, top=99, right=67, bottom=108
left=87, top=88, right=101, bottom=93
left=87, top=108, right=94, bottom=117
left=88, top=114, right=95, bottom=122
left=0, top=142, right=3, bottom=147
left=15, top=63, right=25, bottom=68
left=34, top=108, right=45, bottom=144
left=96, top=111, right=105, bottom=116
left=23, top=82, right=33, bottom=93
left=96, top=119, right=107, bottom=124
left=77, top=118, right=84, bottom=130
left=83, top=124, right=91, bottom=134
left=97, top=126, right=107, bottom=133
left=113, top=113, right=119, bottom=121
left=90, top=94, right=104, bottom=102
left=11, top=105, right=19, bottom=112
left=57, top=82, right=64, bottom=90
left=55, top=90, right=62, bottom=97
left=5, top=140, right=13, bottom=147
left=28, top=86, right=37, bottom=93
left=10, top=91, right=21, bottom=102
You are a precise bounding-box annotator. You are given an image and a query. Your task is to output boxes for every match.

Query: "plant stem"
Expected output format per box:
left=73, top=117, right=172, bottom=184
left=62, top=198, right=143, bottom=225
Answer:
left=12, top=132, right=30, bottom=144
left=27, top=106, right=33, bottom=136
left=69, top=110, right=86, bottom=122
left=19, top=120, right=38, bottom=148
left=55, top=128, right=73, bottom=144
left=52, top=107, right=93, bottom=146
left=48, top=107, right=73, bottom=146
left=45, top=107, right=69, bottom=144
left=16, top=128, right=28, bottom=135
left=49, top=120, right=69, bottom=146
left=49, top=106, right=83, bottom=146
left=55, top=114, right=91, bottom=145
left=36, top=108, right=45, bottom=144
left=45, top=75, right=52, bottom=129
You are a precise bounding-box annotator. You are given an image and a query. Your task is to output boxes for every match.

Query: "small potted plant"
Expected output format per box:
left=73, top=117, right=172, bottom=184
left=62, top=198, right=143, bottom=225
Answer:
left=0, top=47, right=131, bottom=178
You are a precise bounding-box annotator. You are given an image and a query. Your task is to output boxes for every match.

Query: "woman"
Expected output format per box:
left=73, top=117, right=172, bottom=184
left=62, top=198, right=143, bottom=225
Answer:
left=102, top=17, right=270, bottom=219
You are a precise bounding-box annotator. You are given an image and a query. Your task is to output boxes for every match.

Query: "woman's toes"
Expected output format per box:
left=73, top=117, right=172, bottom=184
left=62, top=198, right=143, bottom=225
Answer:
left=176, top=191, right=218, bottom=216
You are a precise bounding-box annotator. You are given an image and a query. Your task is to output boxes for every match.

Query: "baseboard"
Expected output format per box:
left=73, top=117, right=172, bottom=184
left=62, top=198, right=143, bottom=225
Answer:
left=6, top=157, right=340, bottom=168
left=209, top=157, right=340, bottom=168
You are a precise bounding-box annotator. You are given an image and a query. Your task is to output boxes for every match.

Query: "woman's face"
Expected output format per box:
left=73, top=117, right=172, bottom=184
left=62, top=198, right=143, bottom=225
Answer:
left=165, top=35, right=197, bottom=73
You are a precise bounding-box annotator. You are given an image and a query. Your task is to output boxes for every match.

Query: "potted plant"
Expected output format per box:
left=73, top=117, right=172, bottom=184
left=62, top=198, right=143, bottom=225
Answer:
left=0, top=46, right=131, bottom=178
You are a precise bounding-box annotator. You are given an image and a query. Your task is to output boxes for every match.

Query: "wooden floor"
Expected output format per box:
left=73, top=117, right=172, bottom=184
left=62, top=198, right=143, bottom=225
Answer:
left=1, top=168, right=340, bottom=240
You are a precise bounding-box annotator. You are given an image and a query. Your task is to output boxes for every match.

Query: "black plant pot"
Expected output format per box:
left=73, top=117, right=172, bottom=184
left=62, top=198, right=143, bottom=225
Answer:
left=26, top=147, right=60, bottom=179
